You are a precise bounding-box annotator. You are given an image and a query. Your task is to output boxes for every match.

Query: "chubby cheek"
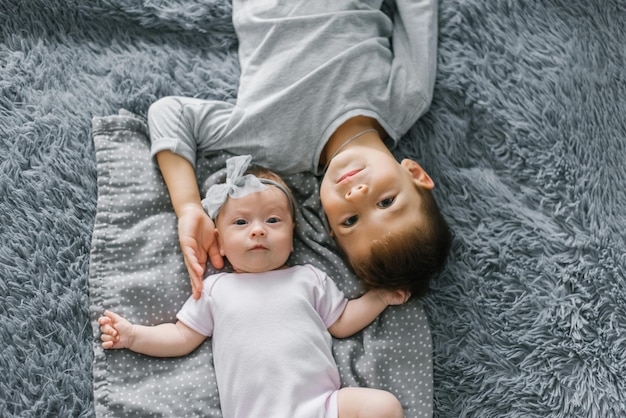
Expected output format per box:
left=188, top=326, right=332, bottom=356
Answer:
left=281, top=230, right=295, bottom=254
left=217, top=235, right=239, bottom=260
left=319, top=190, right=341, bottom=224
left=323, top=207, right=345, bottom=238
left=216, top=232, right=226, bottom=257
left=319, top=178, right=333, bottom=205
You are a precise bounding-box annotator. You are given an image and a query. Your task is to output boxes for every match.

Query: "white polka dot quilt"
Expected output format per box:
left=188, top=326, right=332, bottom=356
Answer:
left=89, top=110, right=433, bottom=417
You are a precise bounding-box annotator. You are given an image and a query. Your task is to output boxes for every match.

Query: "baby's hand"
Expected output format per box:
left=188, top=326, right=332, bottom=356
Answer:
left=98, top=310, right=135, bottom=350
left=379, top=289, right=411, bottom=306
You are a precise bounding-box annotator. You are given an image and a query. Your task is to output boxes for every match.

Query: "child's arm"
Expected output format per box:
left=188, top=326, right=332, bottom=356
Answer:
left=156, top=151, right=224, bottom=299
left=328, top=289, right=410, bottom=339
left=98, top=310, right=206, bottom=357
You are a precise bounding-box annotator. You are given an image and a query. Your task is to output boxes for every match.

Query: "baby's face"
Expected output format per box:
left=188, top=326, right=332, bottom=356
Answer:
left=320, top=147, right=432, bottom=264
left=216, top=186, right=294, bottom=273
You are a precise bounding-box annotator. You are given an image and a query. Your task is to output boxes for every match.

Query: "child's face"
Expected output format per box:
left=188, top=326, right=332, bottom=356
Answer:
left=320, top=147, right=433, bottom=264
left=216, top=186, right=294, bottom=273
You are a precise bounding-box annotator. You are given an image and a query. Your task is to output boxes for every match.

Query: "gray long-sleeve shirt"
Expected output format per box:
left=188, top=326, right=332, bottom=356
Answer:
left=149, top=0, right=437, bottom=175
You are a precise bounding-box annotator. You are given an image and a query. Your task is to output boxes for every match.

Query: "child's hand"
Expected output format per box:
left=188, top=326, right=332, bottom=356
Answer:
left=178, top=203, right=224, bottom=299
left=378, top=289, right=411, bottom=306
left=98, top=310, right=135, bottom=350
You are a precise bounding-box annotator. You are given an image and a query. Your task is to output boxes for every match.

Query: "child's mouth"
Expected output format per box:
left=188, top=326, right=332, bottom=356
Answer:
left=337, top=169, right=362, bottom=184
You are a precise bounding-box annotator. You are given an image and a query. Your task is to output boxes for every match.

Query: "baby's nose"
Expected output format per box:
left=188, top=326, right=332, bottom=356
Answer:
left=250, top=222, right=267, bottom=237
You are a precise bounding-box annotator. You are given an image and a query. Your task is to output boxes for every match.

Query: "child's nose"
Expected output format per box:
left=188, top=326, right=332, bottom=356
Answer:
left=250, top=222, right=267, bottom=237
left=345, top=184, right=368, bottom=200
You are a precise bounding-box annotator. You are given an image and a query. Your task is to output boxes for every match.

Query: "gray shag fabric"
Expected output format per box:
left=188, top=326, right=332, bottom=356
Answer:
left=1, top=0, right=625, bottom=417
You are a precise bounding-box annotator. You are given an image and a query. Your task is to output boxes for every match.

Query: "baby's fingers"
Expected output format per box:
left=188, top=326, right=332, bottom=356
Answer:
left=98, top=316, right=116, bottom=336
left=100, top=323, right=118, bottom=338
left=102, top=341, right=115, bottom=349
left=100, top=325, right=123, bottom=349
left=100, top=331, right=119, bottom=343
left=98, top=315, right=110, bottom=326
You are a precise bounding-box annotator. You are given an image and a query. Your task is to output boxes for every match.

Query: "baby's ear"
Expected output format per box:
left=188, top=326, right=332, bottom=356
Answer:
left=401, top=159, right=434, bottom=190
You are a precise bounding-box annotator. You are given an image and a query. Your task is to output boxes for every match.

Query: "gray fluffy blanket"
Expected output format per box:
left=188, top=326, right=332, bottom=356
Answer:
left=1, top=0, right=625, bottom=417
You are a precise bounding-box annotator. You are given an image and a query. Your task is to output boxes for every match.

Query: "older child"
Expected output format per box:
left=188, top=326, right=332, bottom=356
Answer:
left=148, top=0, right=451, bottom=300
left=99, top=156, right=409, bottom=418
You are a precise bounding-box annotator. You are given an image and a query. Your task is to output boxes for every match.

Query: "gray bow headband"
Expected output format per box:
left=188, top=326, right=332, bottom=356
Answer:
left=201, top=155, right=295, bottom=220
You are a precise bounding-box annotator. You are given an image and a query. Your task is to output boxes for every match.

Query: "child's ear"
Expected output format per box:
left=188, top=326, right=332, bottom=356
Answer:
left=401, top=159, right=434, bottom=190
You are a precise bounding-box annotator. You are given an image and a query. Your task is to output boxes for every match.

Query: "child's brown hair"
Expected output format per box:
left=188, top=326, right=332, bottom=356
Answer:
left=349, top=189, right=451, bottom=299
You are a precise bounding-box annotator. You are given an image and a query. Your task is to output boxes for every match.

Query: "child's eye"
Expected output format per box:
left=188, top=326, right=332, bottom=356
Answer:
left=267, top=217, right=279, bottom=224
left=341, top=215, right=358, bottom=227
left=234, top=219, right=247, bottom=225
left=377, top=197, right=395, bottom=208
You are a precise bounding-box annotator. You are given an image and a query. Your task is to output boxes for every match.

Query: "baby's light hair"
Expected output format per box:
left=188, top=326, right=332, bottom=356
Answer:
left=244, top=166, right=297, bottom=223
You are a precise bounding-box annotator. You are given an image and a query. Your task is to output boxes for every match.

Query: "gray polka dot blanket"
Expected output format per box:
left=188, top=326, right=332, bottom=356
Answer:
left=89, top=110, right=433, bottom=417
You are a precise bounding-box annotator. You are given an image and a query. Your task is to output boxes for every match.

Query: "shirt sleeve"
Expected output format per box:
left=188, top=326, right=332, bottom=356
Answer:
left=307, top=266, right=349, bottom=329
left=388, top=0, right=438, bottom=118
left=176, top=277, right=218, bottom=337
left=147, top=96, right=234, bottom=169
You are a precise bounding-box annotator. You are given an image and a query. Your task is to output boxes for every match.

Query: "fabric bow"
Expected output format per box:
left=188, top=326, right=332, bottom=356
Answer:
left=201, top=155, right=266, bottom=219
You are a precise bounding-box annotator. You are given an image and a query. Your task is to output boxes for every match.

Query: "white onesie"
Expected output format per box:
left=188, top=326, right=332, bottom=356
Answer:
left=177, top=264, right=349, bottom=418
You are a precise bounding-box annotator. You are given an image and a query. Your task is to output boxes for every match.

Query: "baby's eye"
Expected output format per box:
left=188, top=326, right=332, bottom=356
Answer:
left=377, top=197, right=395, bottom=208
left=234, top=219, right=247, bottom=225
left=341, top=215, right=358, bottom=227
left=267, top=217, right=279, bottom=224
